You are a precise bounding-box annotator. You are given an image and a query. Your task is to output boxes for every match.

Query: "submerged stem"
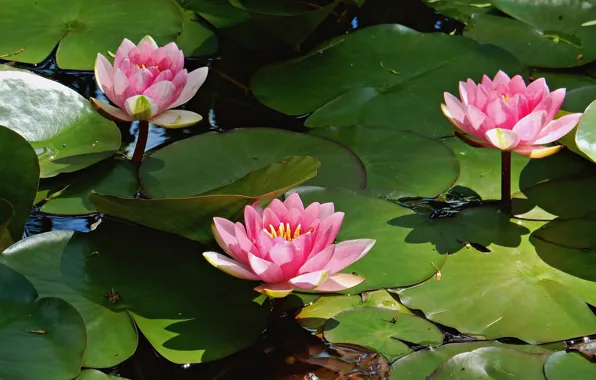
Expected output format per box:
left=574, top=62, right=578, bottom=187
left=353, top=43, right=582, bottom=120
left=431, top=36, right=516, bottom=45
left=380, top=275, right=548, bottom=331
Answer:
left=501, top=150, right=511, bottom=215
left=132, top=120, right=149, bottom=165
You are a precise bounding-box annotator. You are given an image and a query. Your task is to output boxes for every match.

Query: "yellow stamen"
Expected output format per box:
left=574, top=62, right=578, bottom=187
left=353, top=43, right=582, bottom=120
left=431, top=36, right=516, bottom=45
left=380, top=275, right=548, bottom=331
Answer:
left=502, top=95, right=509, bottom=102
left=268, top=225, right=277, bottom=238
left=294, top=225, right=301, bottom=238
left=263, top=223, right=311, bottom=241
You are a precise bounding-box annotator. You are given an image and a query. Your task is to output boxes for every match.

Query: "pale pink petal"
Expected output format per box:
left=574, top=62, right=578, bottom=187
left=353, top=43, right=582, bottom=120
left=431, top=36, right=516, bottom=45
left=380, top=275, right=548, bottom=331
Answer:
left=486, top=98, right=511, bottom=129
left=544, top=88, right=566, bottom=123
left=112, top=68, right=135, bottom=108
left=169, top=67, right=209, bottom=108
left=485, top=128, right=521, bottom=150
left=300, top=202, right=320, bottom=229
left=512, top=144, right=563, bottom=158
left=315, top=273, right=366, bottom=292
left=203, top=252, right=259, bottom=280
left=325, top=239, right=376, bottom=274
left=114, top=39, right=136, bottom=69
left=267, top=199, right=290, bottom=223
left=248, top=253, right=285, bottom=283
left=493, top=70, right=511, bottom=86
left=90, top=97, right=133, bottom=123
left=507, top=75, right=526, bottom=95
left=143, top=81, right=176, bottom=112
left=512, top=111, right=546, bottom=142
left=312, top=212, right=344, bottom=251
left=532, top=113, right=582, bottom=145
left=129, top=68, right=155, bottom=93
left=263, top=208, right=281, bottom=231
left=138, top=35, right=159, bottom=50
left=170, top=69, right=188, bottom=104
left=171, top=51, right=185, bottom=74
left=269, top=241, right=295, bottom=267
left=150, top=110, right=202, bottom=129
left=444, top=92, right=466, bottom=125
left=255, top=230, right=275, bottom=259
left=299, top=244, right=335, bottom=274
left=244, top=205, right=263, bottom=240
left=481, top=74, right=494, bottom=91
left=459, top=81, right=475, bottom=106
left=94, top=54, right=113, bottom=94
left=475, top=84, right=489, bottom=110
left=116, top=57, right=134, bottom=76
left=124, top=95, right=158, bottom=119
left=319, top=202, right=335, bottom=220
left=212, top=218, right=246, bottom=263
left=153, top=69, right=174, bottom=84
left=284, top=192, right=305, bottom=211
left=464, top=105, right=495, bottom=138
left=254, top=282, right=294, bottom=298
left=289, top=270, right=329, bottom=290
left=527, top=77, right=549, bottom=97
left=235, top=223, right=254, bottom=254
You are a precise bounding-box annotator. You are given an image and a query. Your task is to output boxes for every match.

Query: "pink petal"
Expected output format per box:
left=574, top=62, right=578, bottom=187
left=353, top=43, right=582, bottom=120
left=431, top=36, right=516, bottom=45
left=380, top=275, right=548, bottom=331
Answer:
left=170, top=69, right=188, bottom=104
left=284, top=192, right=305, bottom=211
left=300, top=202, right=320, bottom=229
left=481, top=74, right=494, bottom=91
left=475, top=84, right=490, bottom=110
left=244, top=205, right=263, bottom=240
left=254, top=282, right=294, bottom=298
left=458, top=80, right=474, bottom=106
left=94, top=54, right=113, bottom=94
left=114, top=39, right=136, bottom=69
left=112, top=68, right=135, bottom=108
left=255, top=230, right=275, bottom=259
left=202, top=252, right=259, bottom=280
left=507, top=75, right=527, bottom=95
left=143, top=80, right=177, bottom=112
left=310, top=212, right=344, bottom=254
left=533, top=113, right=582, bottom=145
left=319, top=202, right=335, bottom=220
left=248, top=253, right=285, bottom=283
left=153, top=69, right=174, bottom=84
left=124, top=95, right=158, bottom=120
left=315, top=273, right=366, bottom=292
left=129, top=68, right=155, bottom=93
left=116, top=57, right=134, bottom=76
left=527, top=78, right=549, bottom=98
left=269, top=241, right=296, bottom=267
left=485, top=128, right=521, bottom=150
left=464, top=105, right=495, bottom=138
left=544, top=88, right=566, bottom=123
left=263, top=208, right=281, bottom=231
left=169, top=67, right=209, bottom=109
left=90, top=97, right=133, bottom=123
left=212, top=218, right=248, bottom=264
left=267, top=199, right=290, bottom=223
left=493, top=70, right=511, bottom=86
left=512, top=144, right=563, bottom=158
left=325, top=239, right=376, bottom=274
left=235, top=223, right=254, bottom=254
left=444, top=92, right=466, bottom=125
left=289, top=270, right=329, bottom=290
left=512, top=111, right=546, bottom=142
left=486, top=98, right=511, bottom=129
left=299, top=244, right=335, bottom=274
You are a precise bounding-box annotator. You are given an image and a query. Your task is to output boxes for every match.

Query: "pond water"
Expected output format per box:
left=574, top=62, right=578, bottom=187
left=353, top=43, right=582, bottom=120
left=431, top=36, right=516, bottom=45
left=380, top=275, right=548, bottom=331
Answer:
left=3, top=0, right=596, bottom=379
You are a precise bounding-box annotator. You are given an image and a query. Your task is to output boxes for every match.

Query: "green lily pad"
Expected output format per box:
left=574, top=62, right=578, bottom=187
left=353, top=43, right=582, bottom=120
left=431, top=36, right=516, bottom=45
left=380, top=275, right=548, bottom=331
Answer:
left=391, top=341, right=553, bottom=380
left=140, top=129, right=364, bottom=198
left=296, top=188, right=447, bottom=293
left=1, top=234, right=137, bottom=368
left=0, top=0, right=216, bottom=70
left=38, top=157, right=138, bottom=215
left=297, top=290, right=412, bottom=331
left=176, top=10, right=218, bottom=56
left=530, top=69, right=596, bottom=91
left=0, top=263, right=86, bottom=380
left=251, top=24, right=525, bottom=138
left=0, top=70, right=121, bottom=178
left=563, top=86, right=596, bottom=112
left=184, top=0, right=278, bottom=50
left=0, top=198, right=14, bottom=251
left=2, top=220, right=269, bottom=364
left=544, top=351, right=596, bottom=379
left=311, top=126, right=459, bottom=199
left=531, top=219, right=596, bottom=282
left=560, top=100, right=596, bottom=163
left=92, top=156, right=321, bottom=243
left=0, top=125, right=39, bottom=241
left=428, top=347, right=549, bottom=379
left=490, top=0, right=596, bottom=66
left=423, top=0, right=495, bottom=24
left=398, top=207, right=596, bottom=344
left=522, top=176, right=596, bottom=219
left=228, top=0, right=341, bottom=45
left=465, top=13, right=589, bottom=68
left=323, top=308, right=443, bottom=360
left=76, top=370, right=129, bottom=380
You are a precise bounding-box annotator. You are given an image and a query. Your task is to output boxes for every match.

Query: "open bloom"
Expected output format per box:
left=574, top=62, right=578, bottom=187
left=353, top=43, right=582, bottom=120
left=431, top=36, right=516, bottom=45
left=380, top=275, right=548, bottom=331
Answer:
left=203, top=193, right=375, bottom=298
left=91, top=36, right=208, bottom=129
left=442, top=70, right=582, bottom=158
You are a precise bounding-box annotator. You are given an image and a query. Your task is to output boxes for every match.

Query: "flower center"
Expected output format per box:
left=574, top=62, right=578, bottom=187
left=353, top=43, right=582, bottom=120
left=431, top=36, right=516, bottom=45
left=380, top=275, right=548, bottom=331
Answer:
left=135, top=64, right=159, bottom=70
left=264, top=223, right=311, bottom=241
left=502, top=95, right=510, bottom=102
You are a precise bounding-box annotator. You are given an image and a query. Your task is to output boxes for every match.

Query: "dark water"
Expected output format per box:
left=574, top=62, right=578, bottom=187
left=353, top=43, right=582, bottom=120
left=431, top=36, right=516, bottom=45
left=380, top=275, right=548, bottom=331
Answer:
left=5, top=1, right=466, bottom=378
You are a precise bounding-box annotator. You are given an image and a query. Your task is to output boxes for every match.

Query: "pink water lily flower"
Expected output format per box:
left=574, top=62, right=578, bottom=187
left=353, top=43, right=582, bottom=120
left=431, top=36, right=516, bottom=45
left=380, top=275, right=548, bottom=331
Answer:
left=203, top=193, right=376, bottom=298
left=91, top=35, right=208, bottom=129
left=442, top=70, right=582, bottom=158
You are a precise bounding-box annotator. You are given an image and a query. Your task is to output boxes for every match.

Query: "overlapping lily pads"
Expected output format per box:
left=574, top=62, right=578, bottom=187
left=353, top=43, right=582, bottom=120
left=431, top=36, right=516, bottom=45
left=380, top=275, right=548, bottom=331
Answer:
left=251, top=24, right=525, bottom=138
left=0, top=126, right=39, bottom=241
left=139, top=129, right=364, bottom=198
left=76, top=370, right=129, bottom=380
left=559, top=100, right=596, bottom=163
left=390, top=341, right=553, bottom=380
left=311, top=126, right=458, bottom=199
left=0, top=220, right=269, bottom=365
left=37, top=157, right=138, bottom=215
left=0, top=70, right=121, bottom=177
left=0, top=263, right=86, bottom=380
left=323, top=308, right=443, bottom=360
left=398, top=206, right=596, bottom=344
left=0, top=0, right=216, bottom=70
left=296, top=188, right=447, bottom=293
left=93, top=156, right=321, bottom=243
left=544, top=351, right=596, bottom=379
left=428, top=347, right=549, bottom=379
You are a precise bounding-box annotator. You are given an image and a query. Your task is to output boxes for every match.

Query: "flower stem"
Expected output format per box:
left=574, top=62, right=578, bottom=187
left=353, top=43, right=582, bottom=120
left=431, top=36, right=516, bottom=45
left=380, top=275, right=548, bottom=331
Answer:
left=501, top=150, right=512, bottom=215
left=132, top=120, right=149, bottom=165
